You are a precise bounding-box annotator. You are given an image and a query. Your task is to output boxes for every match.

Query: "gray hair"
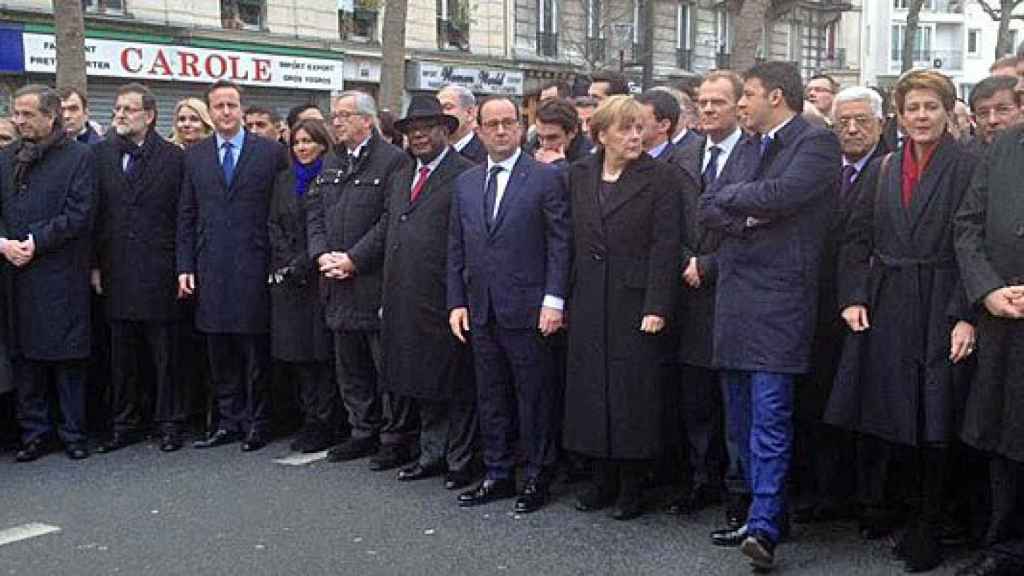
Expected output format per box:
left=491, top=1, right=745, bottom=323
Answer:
left=337, top=90, right=379, bottom=125
left=439, top=84, right=476, bottom=110
left=832, top=86, right=884, bottom=120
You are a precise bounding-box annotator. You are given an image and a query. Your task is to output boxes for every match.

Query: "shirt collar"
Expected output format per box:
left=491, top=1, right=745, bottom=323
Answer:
left=671, top=128, right=688, bottom=145
left=843, top=144, right=878, bottom=174
left=487, top=147, right=521, bottom=174
left=764, top=114, right=796, bottom=140
left=706, top=127, right=742, bottom=156
left=348, top=134, right=372, bottom=158
left=216, top=128, right=245, bottom=150
left=416, top=146, right=450, bottom=172
left=453, top=131, right=475, bottom=152
left=647, top=140, right=670, bottom=158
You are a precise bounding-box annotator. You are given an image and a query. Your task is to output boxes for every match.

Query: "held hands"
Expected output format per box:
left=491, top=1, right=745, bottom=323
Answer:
left=683, top=257, right=701, bottom=289
left=949, top=320, right=976, bottom=364
left=640, top=315, right=665, bottom=334
left=90, top=269, right=103, bottom=295
left=538, top=306, right=564, bottom=337
left=449, top=307, right=470, bottom=343
left=841, top=305, right=870, bottom=332
left=177, top=273, right=195, bottom=298
left=318, top=252, right=355, bottom=280
left=1, top=234, right=35, bottom=267
left=983, top=286, right=1024, bottom=319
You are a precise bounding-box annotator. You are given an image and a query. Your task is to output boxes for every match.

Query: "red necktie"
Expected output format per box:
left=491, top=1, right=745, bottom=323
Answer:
left=410, top=166, right=430, bottom=202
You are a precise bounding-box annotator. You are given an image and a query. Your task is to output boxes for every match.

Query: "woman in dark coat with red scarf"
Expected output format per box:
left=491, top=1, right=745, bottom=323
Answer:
left=825, top=70, right=978, bottom=573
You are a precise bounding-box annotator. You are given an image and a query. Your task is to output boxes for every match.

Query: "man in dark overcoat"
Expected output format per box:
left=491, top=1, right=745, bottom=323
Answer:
left=92, top=83, right=186, bottom=454
left=1, top=85, right=94, bottom=461
left=363, top=95, right=478, bottom=489
left=306, top=90, right=414, bottom=469
left=698, top=62, right=840, bottom=570
left=954, top=123, right=1024, bottom=576
left=177, top=80, right=285, bottom=452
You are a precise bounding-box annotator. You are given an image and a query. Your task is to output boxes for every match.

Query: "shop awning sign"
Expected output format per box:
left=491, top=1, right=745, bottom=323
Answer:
left=22, top=33, right=343, bottom=91
left=409, top=62, right=524, bottom=96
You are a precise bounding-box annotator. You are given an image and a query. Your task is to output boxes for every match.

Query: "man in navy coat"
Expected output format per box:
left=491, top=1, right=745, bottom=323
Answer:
left=177, top=80, right=284, bottom=452
left=447, top=96, right=571, bottom=514
left=699, top=62, right=841, bottom=570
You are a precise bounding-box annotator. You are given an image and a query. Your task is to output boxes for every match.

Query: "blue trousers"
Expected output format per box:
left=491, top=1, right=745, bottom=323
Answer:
left=724, top=370, right=794, bottom=543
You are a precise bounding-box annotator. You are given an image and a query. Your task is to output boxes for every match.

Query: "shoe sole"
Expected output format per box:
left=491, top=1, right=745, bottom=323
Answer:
left=740, top=538, right=774, bottom=571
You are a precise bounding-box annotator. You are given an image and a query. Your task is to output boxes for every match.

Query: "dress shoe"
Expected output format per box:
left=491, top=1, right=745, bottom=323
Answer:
left=575, top=484, right=615, bottom=512
left=514, top=480, right=549, bottom=514
left=65, top=442, right=90, bottom=460
left=159, top=433, right=183, bottom=452
left=609, top=498, right=643, bottom=521
left=192, top=429, right=241, bottom=449
left=458, top=478, right=516, bottom=507
left=711, top=524, right=749, bottom=547
left=740, top=533, right=776, bottom=571
left=397, top=462, right=444, bottom=482
left=726, top=493, right=751, bottom=530
left=956, top=554, right=1020, bottom=576
left=445, top=468, right=475, bottom=490
left=15, top=439, right=51, bottom=463
left=96, top=432, right=141, bottom=454
left=241, top=432, right=269, bottom=452
left=326, top=436, right=379, bottom=462
left=665, top=484, right=722, bottom=516
left=368, top=443, right=414, bottom=471
left=290, top=426, right=333, bottom=454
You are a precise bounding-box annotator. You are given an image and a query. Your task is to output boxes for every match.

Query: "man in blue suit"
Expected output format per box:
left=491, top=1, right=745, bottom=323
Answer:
left=447, top=96, right=571, bottom=514
left=177, top=80, right=285, bottom=453
left=699, top=62, right=841, bottom=570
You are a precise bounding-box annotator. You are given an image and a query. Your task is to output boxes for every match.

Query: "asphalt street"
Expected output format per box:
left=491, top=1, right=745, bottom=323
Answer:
left=0, top=439, right=973, bottom=576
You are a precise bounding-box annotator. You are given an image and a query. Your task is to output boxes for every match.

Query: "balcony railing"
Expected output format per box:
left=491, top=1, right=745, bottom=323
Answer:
left=676, top=48, right=692, bottom=70
left=537, top=31, right=558, bottom=57
left=820, top=48, right=847, bottom=70
left=891, top=49, right=963, bottom=70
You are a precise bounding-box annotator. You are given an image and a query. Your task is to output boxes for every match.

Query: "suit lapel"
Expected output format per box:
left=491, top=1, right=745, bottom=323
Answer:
left=490, top=155, right=529, bottom=234
left=576, top=156, right=606, bottom=241
left=227, top=132, right=257, bottom=199
left=882, top=148, right=914, bottom=248
left=205, top=137, right=229, bottom=193
left=408, top=149, right=457, bottom=213
left=906, top=138, right=953, bottom=232
left=601, top=155, right=654, bottom=218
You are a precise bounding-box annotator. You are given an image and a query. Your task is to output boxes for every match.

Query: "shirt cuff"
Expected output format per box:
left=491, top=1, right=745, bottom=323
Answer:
left=542, top=295, right=564, bottom=311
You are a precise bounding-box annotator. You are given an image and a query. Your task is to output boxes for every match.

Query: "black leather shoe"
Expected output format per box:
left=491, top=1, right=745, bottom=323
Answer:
left=956, top=554, right=1020, bottom=576
left=290, top=426, right=332, bottom=454
left=665, top=484, right=721, bottom=516
left=726, top=493, right=750, bottom=530
left=15, top=440, right=51, bottom=463
left=65, top=442, right=90, bottom=460
left=369, top=444, right=414, bottom=471
left=397, top=462, right=444, bottom=482
left=445, top=468, right=475, bottom=490
left=575, top=484, right=615, bottom=512
left=457, top=478, right=515, bottom=507
left=741, top=533, right=776, bottom=572
left=241, top=432, right=269, bottom=452
left=514, top=480, right=549, bottom=514
left=159, top=433, right=183, bottom=452
left=192, top=429, right=241, bottom=449
left=326, top=437, right=378, bottom=462
left=96, top=432, right=141, bottom=454
left=711, top=524, right=749, bottom=547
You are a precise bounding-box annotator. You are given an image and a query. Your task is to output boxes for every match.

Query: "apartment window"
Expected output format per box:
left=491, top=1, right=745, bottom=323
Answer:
left=632, top=0, right=641, bottom=51
left=587, top=0, right=602, bottom=38
left=82, top=0, right=124, bottom=14
left=537, top=0, right=559, bottom=57
left=967, top=28, right=980, bottom=56
left=825, top=21, right=838, bottom=59
left=339, top=0, right=379, bottom=43
left=1009, top=29, right=1020, bottom=55
left=891, top=24, right=932, bottom=62
left=893, top=0, right=934, bottom=9
left=715, top=8, right=731, bottom=54
left=676, top=1, right=693, bottom=69
left=222, top=0, right=264, bottom=30
left=788, top=21, right=802, bottom=63
left=437, top=0, right=470, bottom=51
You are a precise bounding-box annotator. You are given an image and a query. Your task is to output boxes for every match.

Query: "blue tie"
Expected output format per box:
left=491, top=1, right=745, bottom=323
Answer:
left=759, top=135, right=773, bottom=159
left=484, top=165, right=503, bottom=228
left=702, top=146, right=721, bottom=189
left=221, top=141, right=235, bottom=187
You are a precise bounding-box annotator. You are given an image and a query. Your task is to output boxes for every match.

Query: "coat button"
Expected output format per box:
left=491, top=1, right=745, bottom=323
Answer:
left=399, top=214, right=408, bottom=222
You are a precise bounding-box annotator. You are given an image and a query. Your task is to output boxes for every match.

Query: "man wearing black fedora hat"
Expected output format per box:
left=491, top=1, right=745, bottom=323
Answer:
left=356, top=94, right=479, bottom=489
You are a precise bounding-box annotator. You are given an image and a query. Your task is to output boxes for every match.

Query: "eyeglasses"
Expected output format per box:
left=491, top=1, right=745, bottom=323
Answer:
left=481, top=118, right=518, bottom=131
left=332, top=111, right=360, bottom=121
left=975, top=105, right=1019, bottom=119
left=833, top=115, right=876, bottom=130
left=112, top=105, right=145, bottom=116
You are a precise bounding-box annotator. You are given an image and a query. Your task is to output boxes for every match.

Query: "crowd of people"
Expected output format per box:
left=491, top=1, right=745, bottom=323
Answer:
left=1, top=55, right=1023, bottom=575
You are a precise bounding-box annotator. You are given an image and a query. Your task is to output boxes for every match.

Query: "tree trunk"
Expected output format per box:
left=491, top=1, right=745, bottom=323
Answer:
left=901, top=0, right=925, bottom=73
left=53, top=0, right=88, bottom=96
left=379, top=0, right=408, bottom=113
left=995, top=0, right=1015, bottom=57
left=641, top=0, right=655, bottom=90
left=731, top=0, right=770, bottom=73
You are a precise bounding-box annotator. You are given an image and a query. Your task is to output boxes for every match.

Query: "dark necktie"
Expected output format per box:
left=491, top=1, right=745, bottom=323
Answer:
left=221, top=141, right=235, bottom=187
left=702, top=146, right=722, bottom=188
left=840, top=164, right=858, bottom=196
left=410, top=166, right=430, bottom=202
left=484, top=165, right=504, bottom=228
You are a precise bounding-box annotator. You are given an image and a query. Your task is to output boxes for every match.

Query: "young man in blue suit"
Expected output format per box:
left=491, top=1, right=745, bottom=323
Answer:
left=699, top=62, right=841, bottom=570
left=446, top=96, right=571, bottom=514
left=177, top=80, right=285, bottom=453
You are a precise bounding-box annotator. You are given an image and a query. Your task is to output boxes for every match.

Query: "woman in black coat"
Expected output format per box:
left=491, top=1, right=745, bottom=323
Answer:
left=563, top=95, right=682, bottom=520
left=824, top=71, right=977, bottom=573
left=268, top=119, right=336, bottom=453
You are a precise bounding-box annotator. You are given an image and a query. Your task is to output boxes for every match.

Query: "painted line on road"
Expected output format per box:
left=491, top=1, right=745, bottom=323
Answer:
left=273, top=451, right=328, bottom=466
left=0, top=523, right=61, bottom=547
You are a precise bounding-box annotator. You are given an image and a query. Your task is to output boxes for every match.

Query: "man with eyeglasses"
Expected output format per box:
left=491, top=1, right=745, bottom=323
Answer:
left=92, top=83, right=187, bottom=454
left=805, top=74, right=838, bottom=122
left=970, top=75, right=1023, bottom=151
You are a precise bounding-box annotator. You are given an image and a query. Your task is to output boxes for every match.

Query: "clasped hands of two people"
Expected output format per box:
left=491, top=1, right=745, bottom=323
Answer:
left=840, top=285, right=1024, bottom=364
left=0, top=235, right=35, bottom=268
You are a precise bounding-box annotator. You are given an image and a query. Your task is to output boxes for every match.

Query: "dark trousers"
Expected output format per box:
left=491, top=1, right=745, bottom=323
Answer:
left=414, top=397, right=477, bottom=473
left=206, top=333, right=271, bottom=435
left=725, top=370, right=794, bottom=544
left=333, top=330, right=416, bottom=445
left=680, top=363, right=725, bottom=489
left=15, top=358, right=87, bottom=445
left=794, top=420, right=856, bottom=510
left=472, top=321, right=558, bottom=482
left=109, top=320, right=184, bottom=434
left=987, top=457, right=1024, bottom=565
left=286, top=360, right=338, bottom=430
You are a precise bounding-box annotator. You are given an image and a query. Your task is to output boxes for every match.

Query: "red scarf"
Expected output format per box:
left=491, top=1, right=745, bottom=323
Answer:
left=900, top=139, right=938, bottom=209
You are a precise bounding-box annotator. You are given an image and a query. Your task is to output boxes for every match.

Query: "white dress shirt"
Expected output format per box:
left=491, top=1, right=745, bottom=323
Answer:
left=701, top=127, right=743, bottom=180
left=453, top=131, right=475, bottom=153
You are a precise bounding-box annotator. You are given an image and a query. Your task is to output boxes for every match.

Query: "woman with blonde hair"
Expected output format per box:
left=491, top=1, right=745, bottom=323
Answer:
left=170, top=97, right=214, bottom=148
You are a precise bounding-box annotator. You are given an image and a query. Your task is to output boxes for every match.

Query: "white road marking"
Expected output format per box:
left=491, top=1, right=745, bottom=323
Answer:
left=0, top=523, right=61, bottom=547
left=273, top=451, right=328, bottom=466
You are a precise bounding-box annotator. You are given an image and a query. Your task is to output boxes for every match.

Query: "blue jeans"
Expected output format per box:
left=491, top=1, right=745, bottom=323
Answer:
left=723, top=370, right=794, bottom=543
